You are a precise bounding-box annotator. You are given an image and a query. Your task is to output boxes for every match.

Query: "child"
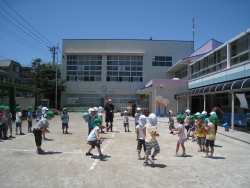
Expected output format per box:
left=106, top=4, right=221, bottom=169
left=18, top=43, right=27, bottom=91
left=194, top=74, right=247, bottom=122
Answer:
left=187, top=115, right=195, bottom=141
left=86, top=118, right=107, bottom=160
left=27, top=106, right=33, bottom=133
left=15, top=106, right=24, bottom=135
left=93, top=107, right=99, bottom=118
left=134, top=107, right=142, bottom=132
left=136, top=115, right=147, bottom=160
left=33, top=111, right=54, bottom=154
left=41, top=107, right=49, bottom=140
left=61, top=108, right=69, bottom=134
left=202, top=111, right=209, bottom=126
left=195, top=114, right=206, bottom=152
left=98, top=106, right=104, bottom=133
left=0, top=105, right=8, bottom=139
left=82, top=112, right=89, bottom=123
left=36, top=106, right=43, bottom=123
left=168, top=110, right=175, bottom=134
left=173, top=115, right=187, bottom=157
left=184, top=110, right=190, bottom=139
left=4, top=106, right=13, bottom=138
left=142, top=113, right=160, bottom=167
left=202, top=114, right=218, bottom=158
left=123, top=111, right=130, bottom=132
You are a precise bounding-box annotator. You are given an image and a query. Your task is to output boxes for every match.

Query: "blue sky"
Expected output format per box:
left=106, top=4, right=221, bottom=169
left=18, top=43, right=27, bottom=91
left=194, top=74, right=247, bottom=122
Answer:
left=0, top=0, right=249, bottom=66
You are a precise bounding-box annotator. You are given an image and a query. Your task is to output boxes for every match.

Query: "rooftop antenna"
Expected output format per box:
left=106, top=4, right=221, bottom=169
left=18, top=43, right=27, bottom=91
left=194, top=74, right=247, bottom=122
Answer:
left=192, top=17, right=195, bottom=52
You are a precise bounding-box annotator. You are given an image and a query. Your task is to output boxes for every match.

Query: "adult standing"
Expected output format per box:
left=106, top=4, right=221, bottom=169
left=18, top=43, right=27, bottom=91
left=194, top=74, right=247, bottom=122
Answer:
left=212, top=104, right=224, bottom=122
left=104, top=99, right=114, bottom=132
left=132, top=102, right=137, bottom=118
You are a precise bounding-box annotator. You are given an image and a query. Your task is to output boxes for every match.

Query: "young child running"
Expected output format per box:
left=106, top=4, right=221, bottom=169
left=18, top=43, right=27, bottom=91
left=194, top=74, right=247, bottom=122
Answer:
left=27, top=106, right=33, bottom=133
left=123, top=111, right=130, bottom=132
left=195, top=114, right=206, bottom=152
left=173, top=115, right=187, bottom=157
left=134, top=107, right=142, bottom=132
left=86, top=118, right=107, bottom=160
left=61, top=108, right=69, bottom=134
left=168, top=110, right=175, bottom=134
left=202, top=114, right=218, bottom=158
left=33, top=111, right=54, bottom=154
left=142, top=113, right=160, bottom=167
left=4, top=106, right=13, bottom=138
left=136, top=115, right=147, bottom=160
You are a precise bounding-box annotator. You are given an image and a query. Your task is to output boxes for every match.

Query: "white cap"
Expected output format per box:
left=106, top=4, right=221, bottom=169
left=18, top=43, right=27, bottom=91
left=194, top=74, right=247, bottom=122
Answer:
left=137, top=107, right=141, bottom=111
left=88, top=108, right=94, bottom=113
left=210, top=111, right=216, bottom=115
left=98, top=106, right=103, bottom=110
left=139, top=115, right=147, bottom=126
left=168, top=110, right=173, bottom=115
left=148, top=113, right=158, bottom=126
left=42, top=107, right=49, bottom=111
left=201, top=111, right=207, bottom=115
left=195, top=112, right=200, bottom=115
left=124, top=111, right=127, bottom=113
left=63, top=108, right=67, bottom=111
left=93, top=107, right=98, bottom=111
left=185, top=109, right=191, bottom=113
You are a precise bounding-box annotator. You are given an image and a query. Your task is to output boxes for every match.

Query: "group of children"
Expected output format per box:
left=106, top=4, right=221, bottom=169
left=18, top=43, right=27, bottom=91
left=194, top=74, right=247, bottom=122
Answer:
left=168, top=109, right=218, bottom=158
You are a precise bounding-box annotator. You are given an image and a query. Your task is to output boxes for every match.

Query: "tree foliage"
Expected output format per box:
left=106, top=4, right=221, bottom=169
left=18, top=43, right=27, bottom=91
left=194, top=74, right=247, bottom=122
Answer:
left=25, top=58, right=67, bottom=107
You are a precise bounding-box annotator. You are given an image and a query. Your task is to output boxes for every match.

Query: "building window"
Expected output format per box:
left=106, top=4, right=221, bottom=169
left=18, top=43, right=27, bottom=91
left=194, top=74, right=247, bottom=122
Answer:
left=175, top=66, right=187, bottom=79
left=106, top=55, right=143, bottom=82
left=13, top=65, right=20, bottom=73
left=66, top=55, right=102, bottom=82
left=231, top=35, right=249, bottom=66
left=152, top=56, right=172, bottom=66
left=15, top=79, right=21, bottom=85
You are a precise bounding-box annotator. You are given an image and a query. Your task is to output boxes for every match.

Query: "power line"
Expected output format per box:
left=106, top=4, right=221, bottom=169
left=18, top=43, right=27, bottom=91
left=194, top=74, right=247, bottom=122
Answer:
left=2, top=0, right=55, bottom=47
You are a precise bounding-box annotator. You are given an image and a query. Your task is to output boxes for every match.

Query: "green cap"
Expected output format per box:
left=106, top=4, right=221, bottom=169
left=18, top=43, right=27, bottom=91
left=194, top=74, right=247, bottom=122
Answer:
left=44, top=111, right=54, bottom=118
left=197, top=114, right=205, bottom=120
left=16, top=106, right=21, bottom=111
left=0, top=105, right=5, bottom=111
left=28, top=106, right=33, bottom=110
left=94, top=117, right=103, bottom=127
left=176, top=115, right=185, bottom=121
left=4, top=106, right=10, bottom=110
left=189, top=115, right=195, bottom=119
left=37, top=106, right=42, bottom=110
left=209, top=114, right=218, bottom=124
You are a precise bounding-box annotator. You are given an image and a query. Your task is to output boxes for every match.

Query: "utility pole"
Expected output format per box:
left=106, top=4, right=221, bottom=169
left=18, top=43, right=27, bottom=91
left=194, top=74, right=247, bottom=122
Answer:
left=49, top=45, right=58, bottom=109
left=192, top=17, right=195, bottom=52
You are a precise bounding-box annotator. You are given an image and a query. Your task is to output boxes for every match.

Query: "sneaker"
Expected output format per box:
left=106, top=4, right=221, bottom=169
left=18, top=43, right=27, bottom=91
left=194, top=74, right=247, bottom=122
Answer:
left=37, top=149, right=45, bottom=154
left=182, top=153, right=187, bottom=157
left=101, top=131, right=105, bottom=133
left=137, top=156, right=141, bottom=160
left=86, top=152, right=93, bottom=156
left=99, top=154, right=107, bottom=159
left=65, top=131, right=69, bottom=134
left=3, top=137, right=9, bottom=140
left=20, top=132, right=25, bottom=135
left=125, top=130, right=127, bottom=132
left=197, top=149, right=203, bottom=152
left=127, top=130, right=130, bottom=132
left=143, top=162, right=150, bottom=167
left=9, top=135, right=12, bottom=138
left=148, top=156, right=154, bottom=164
left=170, top=132, right=173, bottom=134
left=173, top=153, right=179, bottom=157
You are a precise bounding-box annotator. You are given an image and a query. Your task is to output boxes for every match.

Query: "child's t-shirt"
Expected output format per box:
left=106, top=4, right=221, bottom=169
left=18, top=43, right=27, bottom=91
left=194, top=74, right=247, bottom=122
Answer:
left=27, top=111, right=33, bottom=122
left=134, top=113, right=142, bottom=124
left=145, top=124, right=157, bottom=143
left=15, top=112, right=22, bottom=123
left=61, top=113, right=69, bottom=123
left=177, top=124, right=186, bottom=140
left=34, top=118, right=48, bottom=130
left=206, top=122, right=216, bottom=140
left=197, top=121, right=206, bottom=137
left=136, top=125, right=145, bottom=140
left=169, top=116, right=174, bottom=124
left=36, top=111, right=42, bottom=121
left=5, top=112, right=12, bottom=126
left=88, top=116, right=95, bottom=129
left=123, top=115, right=129, bottom=123
left=87, top=126, right=99, bottom=141
left=189, top=121, right=194, bottom=130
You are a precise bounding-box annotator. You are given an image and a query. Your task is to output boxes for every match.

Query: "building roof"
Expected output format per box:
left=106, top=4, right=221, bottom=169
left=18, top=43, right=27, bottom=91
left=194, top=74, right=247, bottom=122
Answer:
left=0, top=60, right=12, bottom=67
left=167, top=39, right=223, bottom=72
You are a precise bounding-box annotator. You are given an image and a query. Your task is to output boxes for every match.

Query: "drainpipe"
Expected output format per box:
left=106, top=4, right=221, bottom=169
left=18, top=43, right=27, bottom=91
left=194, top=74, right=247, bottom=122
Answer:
left=203, top=95, right=206, bottom=111
left=231, top=92, right=234, bottom=131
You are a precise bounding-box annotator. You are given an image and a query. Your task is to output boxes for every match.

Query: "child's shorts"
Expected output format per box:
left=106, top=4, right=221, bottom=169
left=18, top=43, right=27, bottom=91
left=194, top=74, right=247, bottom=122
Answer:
left=124, top=123, right=129, bottom=127
left=62, top=123, right=68, bottom=129
left=197, top=137, right=205, bottom=145
left=16, top=122, right=22, bottom=128
left=137, top=139, right=146, bottom=152
left=145, top=141, right=160, bottom=155
left=205, top=139, right=215, bottom=147
left=88, top=140, right=101, bottom=149
left=177, top=138, right=187, bottom=143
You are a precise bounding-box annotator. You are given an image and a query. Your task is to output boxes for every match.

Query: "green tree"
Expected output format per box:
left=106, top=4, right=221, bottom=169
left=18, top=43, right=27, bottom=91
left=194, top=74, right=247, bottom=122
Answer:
left=25, top=58, right=67, bottom=109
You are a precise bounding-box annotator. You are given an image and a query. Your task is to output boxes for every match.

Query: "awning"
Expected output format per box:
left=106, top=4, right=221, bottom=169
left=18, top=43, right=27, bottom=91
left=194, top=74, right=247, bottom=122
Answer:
left=174, top=77, right=250, bottom=99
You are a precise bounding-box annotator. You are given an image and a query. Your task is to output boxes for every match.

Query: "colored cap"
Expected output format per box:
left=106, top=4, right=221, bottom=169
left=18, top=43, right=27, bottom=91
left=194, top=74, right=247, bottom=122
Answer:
left=195, top=112, right=200, bottom=116
left=185, top=109, right=191, bottom=113
left=168, top=110, right=173, bottom=115
left=42, top=107, right=49, bottom=111
left=94, top=117, right=103, bottom=127
left=45, top=111, right=54, bottom=118
left=209, top=114, right=218, bottom=124
left=16, top=106, right=21, bottom=111
left=37, top=106, right=42, bottom=110
left=63, top=108, right=67, bottom=111
left=4, top=106, right=10, bottom=110
left=148, top=113, right=158, bottom=126
left=107, top=99, right=113, bottom=102
left=197, top=114, right=205, bottom=120
left=93, top=107, right=98, bottom=111
left=88, top=108, right=94, bottom=113
left=139, top=115, right=147, bottom=126
left=210, top=111, right=216, bottom=115
left=176, top=115, right=185, bottom=121
left=28, top=106, right=33, bottom=110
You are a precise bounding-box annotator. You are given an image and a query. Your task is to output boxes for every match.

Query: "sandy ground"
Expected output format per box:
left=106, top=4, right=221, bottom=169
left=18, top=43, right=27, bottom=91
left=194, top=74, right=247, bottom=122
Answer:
left=0, top=112, right=250, bottom=188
